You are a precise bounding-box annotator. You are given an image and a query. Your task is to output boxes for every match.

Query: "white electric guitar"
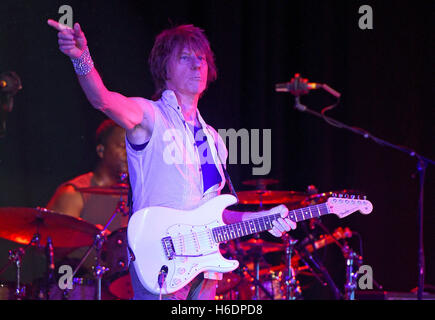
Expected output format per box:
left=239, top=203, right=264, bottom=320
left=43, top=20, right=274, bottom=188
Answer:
left=127, top=194, right=373, bottom=295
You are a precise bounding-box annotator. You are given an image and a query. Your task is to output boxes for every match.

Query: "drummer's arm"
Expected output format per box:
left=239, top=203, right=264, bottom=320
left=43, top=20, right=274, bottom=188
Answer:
left=46, top=185, right=83, bottom=219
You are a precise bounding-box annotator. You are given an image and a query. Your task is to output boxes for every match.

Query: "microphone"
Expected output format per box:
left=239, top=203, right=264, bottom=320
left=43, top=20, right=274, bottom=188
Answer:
left=275, top=73, right=341, bottom=98
left=275, top=73, right=321, bottom=95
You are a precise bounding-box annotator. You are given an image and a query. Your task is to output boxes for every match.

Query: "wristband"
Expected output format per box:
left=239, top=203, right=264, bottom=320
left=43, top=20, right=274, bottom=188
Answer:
left=70, top=46, right=94, bottom=76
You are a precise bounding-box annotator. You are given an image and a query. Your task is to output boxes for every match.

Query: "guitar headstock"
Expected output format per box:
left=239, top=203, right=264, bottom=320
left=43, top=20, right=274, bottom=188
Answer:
left=326, top=196, right=373, bottom=219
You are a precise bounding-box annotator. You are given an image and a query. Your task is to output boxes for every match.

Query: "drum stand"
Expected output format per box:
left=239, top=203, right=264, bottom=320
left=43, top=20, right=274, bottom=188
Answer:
left=233, top=239, right=274, bottom=300
left=0, top=233, right=40, bottom=299
left=253, top=195, right=264, bottom=300
left=251, top=246, right=273, bottom=300
left=283, top=234, right=301, bottom=300
left=342, top=244, right=362, bottom=300
left=239, top=262, right=275, bottom=300
left=341, top=242, right=383, bottom=300
left=66, top=192, right=128, bottom=300
left=312, top=218, right=383, bottom=299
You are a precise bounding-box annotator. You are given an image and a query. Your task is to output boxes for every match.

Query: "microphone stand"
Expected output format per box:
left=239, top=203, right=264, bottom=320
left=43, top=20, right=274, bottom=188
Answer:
left=285, top=76, right=434, bottom=299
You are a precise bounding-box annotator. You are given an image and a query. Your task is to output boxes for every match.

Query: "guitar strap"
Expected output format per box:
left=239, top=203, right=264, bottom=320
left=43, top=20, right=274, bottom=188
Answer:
left=214, top=144, right=239, bottom=204
left=127, top=178, right=133, bottom=218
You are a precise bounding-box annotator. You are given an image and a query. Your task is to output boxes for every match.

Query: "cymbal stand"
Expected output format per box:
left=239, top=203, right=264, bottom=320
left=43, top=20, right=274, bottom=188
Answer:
left=251, top=193, right=264, bottom=299
left=252, top=248, right=262, bottom=300
left=0, top=233, right=40, bottom=299
left=283, top=234, right=301, bottom=300
left=312, top=218, right=383, bottom=298
left=313, top=218, right=361, bottom=300
left=233, top=240, right=274, bottom=300
left=239, top=264, right=274, bottom=300
left=67, top=193, right=128, bottom=300
left=342, top=244, right=362, bottom=300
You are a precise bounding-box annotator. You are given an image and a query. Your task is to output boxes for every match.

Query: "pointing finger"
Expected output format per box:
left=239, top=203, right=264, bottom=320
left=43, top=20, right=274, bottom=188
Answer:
left=47, top=19, right=72, bottom=32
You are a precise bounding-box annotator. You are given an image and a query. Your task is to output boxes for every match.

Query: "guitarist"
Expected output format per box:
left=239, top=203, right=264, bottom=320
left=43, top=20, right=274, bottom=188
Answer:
left=47, top=21, right=296, bottom=300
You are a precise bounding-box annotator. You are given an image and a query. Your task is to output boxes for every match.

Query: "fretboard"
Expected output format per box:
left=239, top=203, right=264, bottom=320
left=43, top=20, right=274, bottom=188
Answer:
left=212, top=203, right=329, bottom=243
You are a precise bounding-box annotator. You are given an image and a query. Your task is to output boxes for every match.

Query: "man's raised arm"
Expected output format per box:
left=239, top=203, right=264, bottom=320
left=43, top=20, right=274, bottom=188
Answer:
left=47, top=19, right=154, bottom=138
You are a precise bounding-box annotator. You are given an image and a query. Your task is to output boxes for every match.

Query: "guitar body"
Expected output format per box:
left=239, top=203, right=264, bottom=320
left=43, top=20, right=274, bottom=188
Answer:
left=127, top=194, right=240, bottom=295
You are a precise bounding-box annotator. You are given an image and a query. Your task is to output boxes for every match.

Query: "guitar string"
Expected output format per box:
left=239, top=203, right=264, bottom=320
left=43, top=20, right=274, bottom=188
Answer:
left=162, top=201, right=365, bottom=253
left=169, top=206, right=330, bottom=251
left=169, top=212, right=285, bottom=246
left=173, top=201, right=362, bottom=250
left=165, top=200, right=360, bottom=246
left=169, top=204, right=329, bottom=245
left=170, top=219, right=276, bottom=249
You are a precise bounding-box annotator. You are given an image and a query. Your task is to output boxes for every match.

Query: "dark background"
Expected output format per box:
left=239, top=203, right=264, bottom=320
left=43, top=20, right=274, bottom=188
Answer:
left=0, top=0, right=433, bottom=298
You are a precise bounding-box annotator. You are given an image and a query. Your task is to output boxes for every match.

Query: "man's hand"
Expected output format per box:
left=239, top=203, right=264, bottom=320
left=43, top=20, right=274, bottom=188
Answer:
left=47, top=19, right=87, bottom=58
left=268, top=204, right=296, bottom=237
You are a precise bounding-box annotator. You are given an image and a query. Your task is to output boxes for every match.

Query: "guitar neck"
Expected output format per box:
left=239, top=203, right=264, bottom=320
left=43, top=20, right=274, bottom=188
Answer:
left=212, top=203, right=330, bottom=243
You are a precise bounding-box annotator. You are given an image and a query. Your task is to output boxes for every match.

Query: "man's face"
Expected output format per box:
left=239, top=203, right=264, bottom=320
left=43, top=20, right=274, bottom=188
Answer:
left=165, top=46, right=208, bottom=97
left=100, top=127, right=128, bottom=177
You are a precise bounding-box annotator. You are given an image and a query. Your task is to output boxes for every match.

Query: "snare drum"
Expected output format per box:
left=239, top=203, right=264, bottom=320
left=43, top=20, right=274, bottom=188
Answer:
left=103, top=227, right=133, bottom=300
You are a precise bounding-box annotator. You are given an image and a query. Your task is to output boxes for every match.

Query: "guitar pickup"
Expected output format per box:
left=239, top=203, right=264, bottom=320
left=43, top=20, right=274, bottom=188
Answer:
left=162, top=236, right=175, bottom=260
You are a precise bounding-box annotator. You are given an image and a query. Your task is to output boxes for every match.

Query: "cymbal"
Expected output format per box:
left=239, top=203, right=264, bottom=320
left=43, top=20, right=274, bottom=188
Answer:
left=77, top=183, right=129, bottom=196
left=242, top=178, right=279, bottom=189
left=300, top=189, right=363, bottom=206
left=237, top=190, right=307, bottom=205
left=237, top=238, right=285, bottom=254
left=0, top=207, right=99, bottom=248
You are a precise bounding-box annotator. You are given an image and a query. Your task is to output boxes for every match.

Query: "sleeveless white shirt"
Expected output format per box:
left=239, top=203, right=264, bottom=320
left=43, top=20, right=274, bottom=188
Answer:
left=126, top=90, right=228, bottom=214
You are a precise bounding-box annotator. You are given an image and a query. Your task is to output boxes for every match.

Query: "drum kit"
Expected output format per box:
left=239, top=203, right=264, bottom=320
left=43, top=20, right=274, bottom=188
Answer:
left=0, top=178, right=367, bottom=300
left=0, top=182, right=132, bottom=300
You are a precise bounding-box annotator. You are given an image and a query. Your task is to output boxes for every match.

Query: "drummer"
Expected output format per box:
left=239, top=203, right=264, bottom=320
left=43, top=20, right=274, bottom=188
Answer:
left=46, top=118, right=129, bottom=232
left=45, top=119, right=129, bottom=297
